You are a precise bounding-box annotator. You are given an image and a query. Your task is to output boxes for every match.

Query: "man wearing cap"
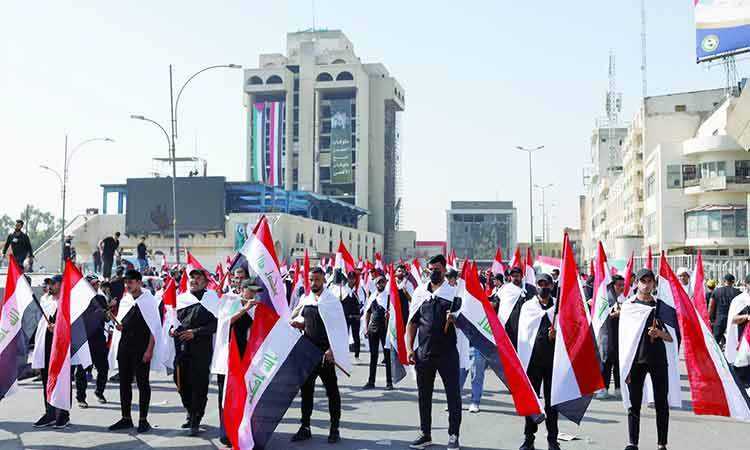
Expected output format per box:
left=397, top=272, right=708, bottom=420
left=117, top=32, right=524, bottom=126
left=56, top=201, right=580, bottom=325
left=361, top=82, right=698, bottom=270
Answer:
left=498, top=266, right=535, bottom=348
left=363, top=270, right=393, bottom=390
left=31, top=275, right=70, bottom=429
left=618, top=268, right=677, bottom=450
left=513, top=273, right=561, bottom=450
left=108, top=270, right=161, bottom=433
left=708, top=273, right=741, bottom=347
left=406, top=254, right=462, bottom=450
left=74, top=274, right=110, bottom=407
left=212, top=277, right=261, bottom=446
left=171, top=267, right=219, bottom=436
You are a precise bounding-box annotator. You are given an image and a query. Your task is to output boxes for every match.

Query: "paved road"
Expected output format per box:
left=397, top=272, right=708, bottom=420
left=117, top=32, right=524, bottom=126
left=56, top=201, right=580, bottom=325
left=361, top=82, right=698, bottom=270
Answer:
left=0, top=353, right=747, bottom=450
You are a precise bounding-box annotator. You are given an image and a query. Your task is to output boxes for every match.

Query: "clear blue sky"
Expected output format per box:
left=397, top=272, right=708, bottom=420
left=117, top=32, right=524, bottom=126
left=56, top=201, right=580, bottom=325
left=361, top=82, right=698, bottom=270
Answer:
left=0, top=1, right=744, bottom=243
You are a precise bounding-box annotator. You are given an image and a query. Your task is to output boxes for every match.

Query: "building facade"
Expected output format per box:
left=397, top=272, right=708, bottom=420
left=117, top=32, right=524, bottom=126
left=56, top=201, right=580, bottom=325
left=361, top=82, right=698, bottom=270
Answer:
left=446, top=201, right=517, bottom=263
left=242, top=29, right=406, bottom=258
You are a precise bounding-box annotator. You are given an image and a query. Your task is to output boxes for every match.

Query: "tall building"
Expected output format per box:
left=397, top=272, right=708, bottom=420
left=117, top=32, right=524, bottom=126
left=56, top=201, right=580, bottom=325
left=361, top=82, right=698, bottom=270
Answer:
left=242, top=29, right=406, bottom=258
left=446, top=201, right=517, bottom=262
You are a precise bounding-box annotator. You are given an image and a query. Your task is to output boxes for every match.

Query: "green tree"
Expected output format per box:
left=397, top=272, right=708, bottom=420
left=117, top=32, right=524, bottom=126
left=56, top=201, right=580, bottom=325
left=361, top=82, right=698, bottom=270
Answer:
left=18, top=205, right=60, bottom=251
left=0, top=214, right=14, bottom=237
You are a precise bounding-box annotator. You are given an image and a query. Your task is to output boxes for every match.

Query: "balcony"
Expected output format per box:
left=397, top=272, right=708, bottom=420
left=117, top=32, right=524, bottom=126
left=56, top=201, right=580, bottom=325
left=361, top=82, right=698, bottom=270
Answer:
left=684, top=175, right=750, bottom=194
left=682, top=135, right=740, bottom=156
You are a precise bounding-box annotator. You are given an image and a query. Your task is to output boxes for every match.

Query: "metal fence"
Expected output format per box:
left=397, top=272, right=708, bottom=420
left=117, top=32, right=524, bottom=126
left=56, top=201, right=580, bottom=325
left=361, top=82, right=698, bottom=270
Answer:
left=633, top=255, right=750, bottom=282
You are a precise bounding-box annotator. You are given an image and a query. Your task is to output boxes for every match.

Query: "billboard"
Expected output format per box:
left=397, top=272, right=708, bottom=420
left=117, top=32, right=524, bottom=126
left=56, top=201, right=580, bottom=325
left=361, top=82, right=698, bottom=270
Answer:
left=696, top=0, right=750, bottom=62
left=250, top=101, right=284, bottom=186
left=125, top=177, right=226, bottom=235
left=330, top=99, right=353, bottom=184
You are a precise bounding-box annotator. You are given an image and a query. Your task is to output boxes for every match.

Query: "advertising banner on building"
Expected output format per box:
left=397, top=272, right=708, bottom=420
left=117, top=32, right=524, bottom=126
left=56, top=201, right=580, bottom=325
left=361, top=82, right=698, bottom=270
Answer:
left=330, top=99, right=353, bottom=184
left=251, top=101, right=284, bottom=186
left=695, top=0, right=750, bottom=62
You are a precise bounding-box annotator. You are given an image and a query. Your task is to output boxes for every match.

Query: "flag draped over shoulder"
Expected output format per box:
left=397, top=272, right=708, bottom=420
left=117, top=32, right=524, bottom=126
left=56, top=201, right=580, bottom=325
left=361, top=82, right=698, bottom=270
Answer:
left=455, top=263, right=544, bottom=418
left=386, top=266, right=408, bottom=385
left=550, top=234, right=604, bottom=424
left=523, top=247, right=536, bottom=288
left=335, top=240, right=355, bottom=274
left=591, top=242, right=613, bottom=360
left=622, top=251, right=634, bottom=298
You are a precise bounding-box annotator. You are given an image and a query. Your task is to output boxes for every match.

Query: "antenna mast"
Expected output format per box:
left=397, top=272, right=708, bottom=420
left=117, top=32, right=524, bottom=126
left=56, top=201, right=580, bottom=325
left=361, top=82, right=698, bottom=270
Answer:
left=606, top=51, right=622, bottom=172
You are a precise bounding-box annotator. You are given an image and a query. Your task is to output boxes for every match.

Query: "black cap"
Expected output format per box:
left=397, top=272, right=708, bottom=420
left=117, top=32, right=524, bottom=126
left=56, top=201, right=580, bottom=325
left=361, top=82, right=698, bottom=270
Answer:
left=724, top=273, right=735, bottom=283
left=536, top=273, right=553, bottom=285
left=241, top=278, right=263, bottom=291
left=43, top=277, right=53, bottom=284
left=446, top=269, right=459, bottom=278
left=509, top=266, right=523, bottom=276
left=85, top=274, right=100, bottom=283
left=124, top=269, right=142, bottom=281
left=635, top=268, right=655, bottom=281
left=51, top=275, right=63, bottom=284
left=493, top=272, right=504, bottom=281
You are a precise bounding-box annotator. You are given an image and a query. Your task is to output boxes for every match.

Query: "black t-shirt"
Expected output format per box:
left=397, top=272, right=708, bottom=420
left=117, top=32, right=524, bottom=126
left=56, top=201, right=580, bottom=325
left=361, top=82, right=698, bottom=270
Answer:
left=341, top=291, right=361, bottom=319
left=232, top=313, right=253, bottom=358
left=120, top=299, right=150, bottom=357
left=137, top=243, right=147, bottom=259
left=367, top=295, right=388, bottom=334
left=529, top=300, right=555, bottom=369
left=302, top=304, right=329, bottom=351
left=633, top=300, right=668, bottom=367
left=102, top=237, right=119, bottom=258
left=711, top=286, right=741, bottom=319
left=409, top=285, right=461, bottom=360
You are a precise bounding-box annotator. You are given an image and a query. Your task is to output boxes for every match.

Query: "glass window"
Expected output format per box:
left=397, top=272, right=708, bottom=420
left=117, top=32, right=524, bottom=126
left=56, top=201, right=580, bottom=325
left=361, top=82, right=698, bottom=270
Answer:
left=721, top=212, right=735, bottom=237
left=709, top=211, right=722, bottom=238
left=645, top=173, right=656, bottom=198
left=718, top=161, right=727, bottom=176
left=697, top=213, right=708, bottom=238
left=682, top=164, right=698, bottom=181
left=686, top=213, right=698, bottom=237
left=736, top=160, right=750, bottom=178
left=735, top=248, right=748, bottom=257
left=667, top=165, right=682, bottom=189
left=737, top=209, right=747, bottom=237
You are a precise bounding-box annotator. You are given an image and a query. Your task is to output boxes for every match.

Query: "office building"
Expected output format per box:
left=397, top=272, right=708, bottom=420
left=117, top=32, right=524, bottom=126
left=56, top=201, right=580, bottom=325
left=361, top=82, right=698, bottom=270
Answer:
left=447, top=201, right=517, bottom=263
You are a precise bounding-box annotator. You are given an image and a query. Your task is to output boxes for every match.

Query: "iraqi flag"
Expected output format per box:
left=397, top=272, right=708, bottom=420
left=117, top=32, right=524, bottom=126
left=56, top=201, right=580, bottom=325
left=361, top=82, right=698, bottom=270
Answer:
left=509, top=247, right=522, bottom=270
left=523, top=247, right=536, bottom=288
left=386, top=266, right=408, bottom=385
left=335, top=240, right=355, bottom=274
left=622, top=251, right=634, bottom=298
left=0, top=257, right=38, bottom=399
left=550, top=234, right=605, bottom=424
left=691, top=250, right=710, bottom=327
left=186, top=252, right=219, bottom=292
left=224, top=303, right=323, bottom=450
left=491, top=247, right=506, bottom=275
left=47, top=260, right=104, bottom=411
left=239, top=216, right=290, bottom=318
left=159, top=277, right=179, bottom=372
left=735, top=321, right=750, bottom=374
left=108, top=290, right=163, bottom=373
left=375, top=252, right=384, bottom=271
left=409, top=258, right=423, bottom=288
left=178, top=267, right=189, bottom=294
left=661, top=256, right=750, bottom=419
left=591, top=242, right=613, bottom=360
left=646, top=245, right=653, bottom=270
left=455, top=263, right=544, bottom=418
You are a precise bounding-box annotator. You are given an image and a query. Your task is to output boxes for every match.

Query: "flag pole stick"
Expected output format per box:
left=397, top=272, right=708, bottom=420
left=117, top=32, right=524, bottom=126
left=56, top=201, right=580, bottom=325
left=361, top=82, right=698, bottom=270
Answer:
left=31, top=294, right=50, bottom=324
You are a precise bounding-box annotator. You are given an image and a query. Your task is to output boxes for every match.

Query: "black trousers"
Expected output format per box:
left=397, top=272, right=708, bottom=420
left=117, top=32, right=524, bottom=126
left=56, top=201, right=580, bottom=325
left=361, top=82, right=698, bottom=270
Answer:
left=74, top=339, right=109, bottom=401
left=102, top=256, right=114, bottom=279
left=713, top=317, right=728, bottom=347
left=367, top=331, right=392, bottom=385
left=118, top=352, right=151, bottom=420
left=626, top=363, right=669, bottom=446
left=524, top=365, right=558, bottom=443
left=347, top=319, right=361, bottom=357
left=40, top=368, right=69, bottom=421
left=602, top=355, right=621, bottom=390
left=300, top=361, right=341, bottom=429
left=217, top=374, right=226, bottom=439
left=415, top=352, right=461, bottom=437
left=174, top=354, right=211, bottom=417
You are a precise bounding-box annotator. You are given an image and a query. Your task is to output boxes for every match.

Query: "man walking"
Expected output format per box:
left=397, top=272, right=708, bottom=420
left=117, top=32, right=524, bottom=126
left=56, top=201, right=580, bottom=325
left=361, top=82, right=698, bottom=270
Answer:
left=100, top=232, right=120, bottom=280
left=709, top=274, right=741, bottom=347
left=363, top=271, right=393, bottom=390
left=136, top=237, right=148, bottom=273
left=74, top=274, right=110, bottom=407
left=3, top=220, right=33, bottom=271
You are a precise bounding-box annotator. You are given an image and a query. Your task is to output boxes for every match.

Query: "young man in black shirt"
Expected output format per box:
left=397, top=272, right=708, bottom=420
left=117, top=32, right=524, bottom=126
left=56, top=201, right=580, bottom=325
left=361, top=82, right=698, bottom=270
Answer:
left=598, top=274, right=625, bottom=400
left=3, top=220, right=33, bottom=270
left=109, top=270, right=160, bottom=433
left=340, top=271, right=365, bottom=359
left=136, top=237, right=148, bottom=273
left=709, top=273, right=741, bottom=347
left=363, top=271, right=393, bottom=390
left=100, top=232, right=120, bottom=279
left=74, top=274, right=110, bottom=407
left=406, top=254, right=462, bottom=450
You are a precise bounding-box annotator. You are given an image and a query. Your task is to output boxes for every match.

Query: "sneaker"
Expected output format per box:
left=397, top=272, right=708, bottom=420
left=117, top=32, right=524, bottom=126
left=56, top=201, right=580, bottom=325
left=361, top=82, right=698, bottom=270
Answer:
left=613, top=388, right=622, bottom=399
left=385, top=383, right=394, bottom=391
left=468, top=404, right=480, bottom=413
left=409, top=433, right=432, bottom=449
left=137, top=419, right=151, bottom=433
left=594, top=389, right=609, bottom=400
left=53, top=415, right=71, bottom=429
left=180, top=416, right=191, bottom=429
left=77, top=400, right=88, bottom=409
left=108, top=418, right=134, bottom=431
left=291, top=426, right=312, bottom=442
left=219, top=436, right=232, bottom=446
left=33, top=414, right=55, bottom=428
left=189, top=416, right=201, bottom=437
left=109, top=374, right=120, bottom=382
left=328, top=427, right=341, bottom=443
left=624, top=446, right=638, bottom=450
left=547, top=441, right=562, bottom=450
left=362, top=382, right=375, bottom=390
left=95, top=392, right=107, bottom=404
left=519, top=436, right=535, bottom=450
left=447, top=434, right=460, bottom=450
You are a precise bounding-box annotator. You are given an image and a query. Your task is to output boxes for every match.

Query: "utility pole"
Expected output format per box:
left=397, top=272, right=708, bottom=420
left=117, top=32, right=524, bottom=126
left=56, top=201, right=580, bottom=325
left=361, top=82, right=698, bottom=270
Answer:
left=515, top=146, right=545, bottom=254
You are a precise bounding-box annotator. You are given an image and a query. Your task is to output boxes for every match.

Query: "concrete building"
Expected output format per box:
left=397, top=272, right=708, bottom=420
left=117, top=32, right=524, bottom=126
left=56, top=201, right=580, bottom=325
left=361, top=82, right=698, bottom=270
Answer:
left=415, top=241, right=447, bottom=260
left=446, top=201, right=517, bottom=263
left=242, top=29, right=406, bottom=258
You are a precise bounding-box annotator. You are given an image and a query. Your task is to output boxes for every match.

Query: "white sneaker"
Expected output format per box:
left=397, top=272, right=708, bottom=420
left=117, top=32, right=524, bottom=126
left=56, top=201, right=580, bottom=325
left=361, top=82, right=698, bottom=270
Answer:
left=614, top=388, right=621, bottom=399
left=594, top=389, right=609, bottom=400
left=447, top=434, right=460, bottom=450
left=468, top=404, right=480, bottom=413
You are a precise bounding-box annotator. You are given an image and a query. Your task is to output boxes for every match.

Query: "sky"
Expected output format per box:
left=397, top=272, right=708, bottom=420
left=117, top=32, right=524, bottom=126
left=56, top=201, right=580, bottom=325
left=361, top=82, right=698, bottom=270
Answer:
left=1, top=1, right=747, bottom=243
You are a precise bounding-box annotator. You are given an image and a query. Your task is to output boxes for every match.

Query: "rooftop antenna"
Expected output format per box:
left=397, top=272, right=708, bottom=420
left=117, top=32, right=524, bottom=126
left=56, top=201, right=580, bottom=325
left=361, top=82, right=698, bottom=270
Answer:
left=606, top=50, right=623, bottom=172
left=312, top=0, right=317, bottom=35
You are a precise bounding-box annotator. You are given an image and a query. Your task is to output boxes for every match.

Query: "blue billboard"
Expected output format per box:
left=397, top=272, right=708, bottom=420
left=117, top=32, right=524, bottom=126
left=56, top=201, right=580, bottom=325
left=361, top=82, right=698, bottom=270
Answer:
left=696, top=0, right=750, bottom=62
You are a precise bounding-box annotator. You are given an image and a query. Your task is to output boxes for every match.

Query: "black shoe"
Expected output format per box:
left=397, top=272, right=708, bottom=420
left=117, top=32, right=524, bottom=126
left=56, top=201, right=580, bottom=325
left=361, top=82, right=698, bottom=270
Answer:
left=108, top=418, right=134, bottom=431
left=181, top=416, right=191, bottom=429
left=519, top=436, right=535, bottom=450
left=189, top=415, right=201, bottom=437
left=137, top=419, right=151, bottom=433
left=362, top=382, right=375, bottom=390
left=409, top=434, right=432, bottom=449
left=547, top=441, right=561, bottom=450
left=33, top=414, right=55, bottom=428
left=53, top=415, right=71, bottom=429
left=219, top=436, right=232, bottom=446
left=328, top=428, right=340, bottom=443
left=109, top=374, right=120, bottom=382
left=291, top=426, right=312, bottom=442
left=95, top=392, right=107, bottom=404
left=77, top=399, right=88, bottom=409
left=385, top=383, right=394, bottom=390
left=624, top=446, right=638, bottom=450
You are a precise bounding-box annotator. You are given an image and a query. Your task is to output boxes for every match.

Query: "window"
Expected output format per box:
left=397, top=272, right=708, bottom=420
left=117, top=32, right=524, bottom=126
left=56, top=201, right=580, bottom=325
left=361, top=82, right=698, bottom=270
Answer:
left=336, top=71, right=354, bottom=81
left=735, top=248, right=748, bottom=257
left=316, top=72, right=333, bottom=82
left=736, top=160, right=750, bottom=178
left=248, top=76, right=263, bottom=85
left=675, top=104, right=687, bottom=112
left=684, top=208, right=748, bottom=239
left=682, top=164, right=698, bottom=182
left=667, top=165, right=682, bottom=189
left=700, top=161, right=727, bottom=178
left=266, top=75, right=282, bottom=84
left=645, top=213, right=656, bottom=237
left=645, top=173, right=656, bottom=198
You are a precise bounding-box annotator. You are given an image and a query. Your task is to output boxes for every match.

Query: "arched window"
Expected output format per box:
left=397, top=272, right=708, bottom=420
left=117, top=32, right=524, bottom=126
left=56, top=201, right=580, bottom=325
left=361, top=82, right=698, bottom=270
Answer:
left=331, top=59, right=346, bottom=64
left=336, top=71, right=353, bottom=81
left=266, top=75, right=282, bottom=84
left=248, top=76, right=263, bottom=85
left=316, top=72, right=333, bottom=82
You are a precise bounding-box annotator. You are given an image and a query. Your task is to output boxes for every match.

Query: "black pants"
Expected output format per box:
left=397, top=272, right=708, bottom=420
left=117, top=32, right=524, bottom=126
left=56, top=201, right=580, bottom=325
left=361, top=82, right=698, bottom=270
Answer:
left=602, top=355, right=621, bottom=390
left=118, top=352, right=151, bottom=420
left=367, top=331, right=392, bottom=385
left=40, top=368, right=69, bottom=421
left=217, top=374, right=226, bottom=439
left=174, top=355, right=211, bottom=417
left=524, top=365, right=558, bottom=444
left=713, top=317, right=728, bottom=347
left=102, top=256, right=114, bottom=279
left=74, top=340, right=109, bottom=401
left=415, top=352, right=461, bottom=437
left=626, top=363, right=669, bottom=446
left=300, top=361, right=341, bottom=429
left=347, top=319, right=361, bottom=357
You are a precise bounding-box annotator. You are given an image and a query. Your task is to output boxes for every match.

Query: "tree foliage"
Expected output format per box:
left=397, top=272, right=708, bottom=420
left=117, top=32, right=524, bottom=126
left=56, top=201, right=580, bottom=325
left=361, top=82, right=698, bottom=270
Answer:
left=16, top=205, right=60, bottom=251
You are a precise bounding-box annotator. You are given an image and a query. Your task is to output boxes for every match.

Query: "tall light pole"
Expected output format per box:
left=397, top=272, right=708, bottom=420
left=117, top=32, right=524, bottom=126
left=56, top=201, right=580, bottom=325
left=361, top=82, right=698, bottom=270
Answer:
left=57, top=136, right=114, bottom=271
left=515, top=145, right=545, bottom=254
left=534, top=183, right=554, bottom=256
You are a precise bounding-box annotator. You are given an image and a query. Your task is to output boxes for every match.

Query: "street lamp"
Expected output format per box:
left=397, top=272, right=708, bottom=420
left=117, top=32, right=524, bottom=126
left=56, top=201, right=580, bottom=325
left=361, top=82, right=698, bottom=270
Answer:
left=57, top=136, right=114, bottom=271
left=515, top=145, right=545, bottom=254
left=534, top=183, right=554, bottom=255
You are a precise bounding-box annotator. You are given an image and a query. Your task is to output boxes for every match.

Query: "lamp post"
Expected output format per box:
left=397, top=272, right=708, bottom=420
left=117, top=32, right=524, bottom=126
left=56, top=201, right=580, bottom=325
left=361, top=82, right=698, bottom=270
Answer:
left=515, top=145, right=545, bottom=254
left=56, top=136, right=114, bottom=271
left=534, top=183, right=554, bottom=256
